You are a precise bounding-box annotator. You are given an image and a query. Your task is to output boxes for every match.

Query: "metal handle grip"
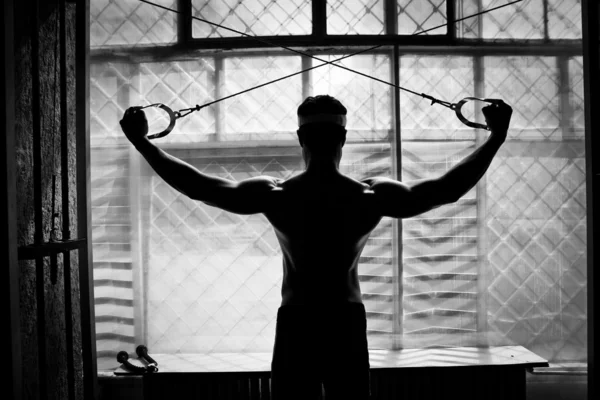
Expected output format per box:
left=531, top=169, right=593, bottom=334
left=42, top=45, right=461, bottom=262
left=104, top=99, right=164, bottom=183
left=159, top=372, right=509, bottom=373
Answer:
left=136, top=344, right=159, bottom=373
left=117, top=351, right=148, bottom=374
left=141, top=103, right=177, bottom=140
left=453, top=97, right=503, bottom=130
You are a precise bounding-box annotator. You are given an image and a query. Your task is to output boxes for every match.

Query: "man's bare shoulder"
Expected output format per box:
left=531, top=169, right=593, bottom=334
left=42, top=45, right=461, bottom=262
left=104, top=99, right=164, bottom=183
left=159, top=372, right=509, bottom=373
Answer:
left=247, top=175, right=285, bottom=189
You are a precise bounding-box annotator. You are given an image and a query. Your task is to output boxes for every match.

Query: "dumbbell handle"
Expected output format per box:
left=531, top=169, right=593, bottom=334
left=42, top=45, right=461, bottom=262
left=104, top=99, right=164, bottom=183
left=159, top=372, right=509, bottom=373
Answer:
left=136, top=345, right=158, bottom=366
left=117, top=351, right=147, bottom=374
left=136, top=345, right=159, bottom=372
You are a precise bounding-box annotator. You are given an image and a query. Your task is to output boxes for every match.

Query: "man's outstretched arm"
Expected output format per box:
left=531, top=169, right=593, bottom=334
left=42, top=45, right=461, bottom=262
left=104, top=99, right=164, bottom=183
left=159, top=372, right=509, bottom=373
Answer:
left=367, top=101, right=512, bottom=219
left=120, top=107, right=280, bottom=215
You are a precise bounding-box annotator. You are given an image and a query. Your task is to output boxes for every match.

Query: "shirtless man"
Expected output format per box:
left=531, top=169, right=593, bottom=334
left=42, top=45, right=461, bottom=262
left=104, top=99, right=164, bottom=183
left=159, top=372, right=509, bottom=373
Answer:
left=120, top=95, right=512, bottom=400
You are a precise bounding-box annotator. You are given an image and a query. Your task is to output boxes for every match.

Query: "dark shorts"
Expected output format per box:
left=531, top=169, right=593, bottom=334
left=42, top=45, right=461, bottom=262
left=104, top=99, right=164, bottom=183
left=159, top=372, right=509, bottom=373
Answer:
left=270, top=303, right=371, bottom=400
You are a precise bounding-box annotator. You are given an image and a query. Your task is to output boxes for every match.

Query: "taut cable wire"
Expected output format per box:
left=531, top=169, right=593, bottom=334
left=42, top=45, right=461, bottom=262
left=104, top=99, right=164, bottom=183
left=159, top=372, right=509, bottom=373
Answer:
left=140, top=0, right=522, bottom=105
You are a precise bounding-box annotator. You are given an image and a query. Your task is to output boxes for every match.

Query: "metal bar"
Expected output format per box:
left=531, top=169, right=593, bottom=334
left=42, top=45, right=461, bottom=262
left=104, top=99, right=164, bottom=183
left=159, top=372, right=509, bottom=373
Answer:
left=76, top=0, right=98, bottom=398
left=312, top=0, right=327, bottom=38
left=582, top=1, right=599, bottom=399
left=89, top=42, right=583, bottom=64
left=35, top=255, right=48, bottom=400
left=2, top=0, right=22, bottom=397
left=392, top=44, right=404, bottom=349
left=17, top=239, right=87, bottom=259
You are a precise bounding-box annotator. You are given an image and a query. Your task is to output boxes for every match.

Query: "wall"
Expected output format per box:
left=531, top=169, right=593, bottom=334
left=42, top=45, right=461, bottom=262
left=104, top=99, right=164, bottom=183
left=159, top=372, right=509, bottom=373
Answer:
left=13, top=0, right=83, bottom=399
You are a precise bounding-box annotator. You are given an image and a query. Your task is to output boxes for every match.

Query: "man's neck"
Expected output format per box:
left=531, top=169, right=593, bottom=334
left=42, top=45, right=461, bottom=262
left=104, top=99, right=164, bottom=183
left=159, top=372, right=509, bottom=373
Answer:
left=304, top=159, right=341, bottom=177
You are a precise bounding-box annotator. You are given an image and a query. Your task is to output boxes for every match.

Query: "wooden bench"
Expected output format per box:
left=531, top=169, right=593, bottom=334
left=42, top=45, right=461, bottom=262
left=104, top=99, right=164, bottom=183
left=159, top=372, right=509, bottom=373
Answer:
left=99, top=345, right=548, bottom=400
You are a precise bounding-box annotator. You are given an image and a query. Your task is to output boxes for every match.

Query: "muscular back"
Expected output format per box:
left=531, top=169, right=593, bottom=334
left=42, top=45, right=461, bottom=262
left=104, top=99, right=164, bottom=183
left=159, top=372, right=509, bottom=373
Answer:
left=264, top=172, right=383, bottom=306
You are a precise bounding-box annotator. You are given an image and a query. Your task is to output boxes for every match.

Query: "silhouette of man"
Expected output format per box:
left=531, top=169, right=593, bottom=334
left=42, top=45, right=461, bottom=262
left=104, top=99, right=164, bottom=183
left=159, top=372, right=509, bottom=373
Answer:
left=120, top=95, right=512, bottom=400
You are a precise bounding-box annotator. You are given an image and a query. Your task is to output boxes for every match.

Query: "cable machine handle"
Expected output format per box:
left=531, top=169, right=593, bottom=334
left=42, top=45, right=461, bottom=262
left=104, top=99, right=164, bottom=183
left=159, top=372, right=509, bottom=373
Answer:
left=140, top=103, right=177, bottom=140
left=453, top=97, right=504, bottom=130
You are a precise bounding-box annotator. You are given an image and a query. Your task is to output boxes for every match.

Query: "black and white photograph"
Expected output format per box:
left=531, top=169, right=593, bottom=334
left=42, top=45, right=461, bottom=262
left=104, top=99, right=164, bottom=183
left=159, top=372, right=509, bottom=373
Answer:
left=2, top=1, right=596, bottom=399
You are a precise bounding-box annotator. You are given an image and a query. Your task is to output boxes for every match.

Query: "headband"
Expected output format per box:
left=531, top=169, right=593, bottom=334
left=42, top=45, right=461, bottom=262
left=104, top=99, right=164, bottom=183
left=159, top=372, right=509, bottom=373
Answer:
left=298, top=113, right=347, bottom=127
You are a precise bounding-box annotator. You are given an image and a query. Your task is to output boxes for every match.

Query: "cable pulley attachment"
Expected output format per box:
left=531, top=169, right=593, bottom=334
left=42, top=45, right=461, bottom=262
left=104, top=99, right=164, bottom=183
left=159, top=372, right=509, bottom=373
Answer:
left=140, top=103, right=202, bottom=140
left=452, top=97, right=504, bottom=131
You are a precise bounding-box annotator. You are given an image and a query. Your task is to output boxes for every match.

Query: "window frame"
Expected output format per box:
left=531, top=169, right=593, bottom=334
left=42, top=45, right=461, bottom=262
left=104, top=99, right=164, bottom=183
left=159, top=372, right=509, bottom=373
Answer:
left=89, top=0, right=585, bottom=358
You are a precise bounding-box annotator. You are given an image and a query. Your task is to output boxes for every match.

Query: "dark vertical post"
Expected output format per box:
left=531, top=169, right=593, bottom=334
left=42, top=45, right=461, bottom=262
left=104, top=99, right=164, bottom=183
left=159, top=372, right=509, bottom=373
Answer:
left=312, top=0, right=326, bottom=38
left=2, top=0, right=22, bottom=398
left=558, top=56, right=571, bottom=139
left=31, top=0, right=43, bottom=247
left=543, top=0, right=549, bottom=41
left=447, top=0, right=456, bottom=41
left=31, top=1, right=48, bottom=399
left=392, top=45, right=403, bottom=348
left=582, top=1, right=599, bottom=399
left=76, top=0, right=99, bottom=398
left=385, top=0, right=397, bottom=35
left=59, top=1, right=75, bottom=399
left=177, top=0, right=191, bottom=43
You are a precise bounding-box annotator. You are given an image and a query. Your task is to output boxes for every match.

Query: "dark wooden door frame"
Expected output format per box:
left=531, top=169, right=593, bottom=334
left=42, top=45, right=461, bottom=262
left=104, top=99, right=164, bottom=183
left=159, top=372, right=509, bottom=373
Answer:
left=2, top=0, right=22, bottom=399
left=583, top=1, right=598, bottom=400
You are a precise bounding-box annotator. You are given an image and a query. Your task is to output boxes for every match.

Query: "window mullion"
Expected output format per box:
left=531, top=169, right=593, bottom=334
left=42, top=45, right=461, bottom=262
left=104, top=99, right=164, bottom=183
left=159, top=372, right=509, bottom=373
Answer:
left=543, top=0, right=549, bottom=40
left=177, top=0, right=192, bottom=44
left=392, top=44, right=404, bottom=349
left=312, top=0, right=327, bottom=39
left=385, top=0, right=397, bottom=35
left=215, top=55, right=224, bottom=141
left=447, top=0, right=457, bottom=41
left=301, top=55, right=312, bottom=100
left=558, top=55, right=571, bottom=139
left=474, top=54, right=489, bottom=335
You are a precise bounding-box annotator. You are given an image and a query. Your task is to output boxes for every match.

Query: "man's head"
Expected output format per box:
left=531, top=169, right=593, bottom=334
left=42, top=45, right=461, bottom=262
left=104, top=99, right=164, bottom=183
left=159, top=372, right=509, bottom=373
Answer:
left=297, top=95, right=347, bottom=161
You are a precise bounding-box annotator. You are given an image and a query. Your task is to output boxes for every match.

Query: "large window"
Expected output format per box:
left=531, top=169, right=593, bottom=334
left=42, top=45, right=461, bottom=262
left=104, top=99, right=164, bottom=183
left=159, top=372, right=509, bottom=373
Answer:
left=91, top=0, right=586, bottom=370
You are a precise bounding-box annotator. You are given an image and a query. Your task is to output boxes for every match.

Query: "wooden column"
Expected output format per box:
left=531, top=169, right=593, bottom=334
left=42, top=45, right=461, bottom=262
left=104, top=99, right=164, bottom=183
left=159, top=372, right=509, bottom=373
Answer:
left=2, top=0, right=22, bottom=399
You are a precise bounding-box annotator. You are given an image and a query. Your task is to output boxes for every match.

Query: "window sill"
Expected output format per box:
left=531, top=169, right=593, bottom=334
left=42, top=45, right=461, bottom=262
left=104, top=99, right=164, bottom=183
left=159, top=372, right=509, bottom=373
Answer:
left=98, top=346, right=549, bottom=400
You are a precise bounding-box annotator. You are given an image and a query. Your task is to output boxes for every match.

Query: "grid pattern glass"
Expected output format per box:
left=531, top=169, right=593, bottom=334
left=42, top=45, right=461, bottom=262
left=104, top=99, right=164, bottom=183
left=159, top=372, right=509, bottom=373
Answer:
left=147, top=144, right=395, bottom=353
left=310, top=53, right=393, bottom=142
left=221, top=56, right=303, bottom=139
left=327, top=0, right=385, bottom=35
left=457, top=0, right=545, bottom=39
left=191, top=0, right=312, bottom=38
left=400, top=56, right=479, bottom=347
left=90, top=0, right=587, bottom=369
left=547, top=0, right=582, bottom=39
left=398, top=0, right=447, bottom=35
left=90, top=0, right=178, bottom=48
left=483, top=56, right=586, bottom=362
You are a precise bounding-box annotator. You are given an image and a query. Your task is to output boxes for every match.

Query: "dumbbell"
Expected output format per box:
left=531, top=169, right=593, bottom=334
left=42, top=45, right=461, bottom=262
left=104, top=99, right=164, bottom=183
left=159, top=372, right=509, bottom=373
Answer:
left=136, top=344, right=159, bottom=373
left=117, top=351, right=148, bottom=374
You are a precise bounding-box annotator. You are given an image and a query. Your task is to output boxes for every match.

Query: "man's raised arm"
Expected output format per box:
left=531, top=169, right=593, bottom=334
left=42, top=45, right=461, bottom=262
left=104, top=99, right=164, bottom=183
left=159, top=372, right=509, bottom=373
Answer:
left=367, top=100, right=513, bottom=219
left=120, top=107, right=280, bottom=215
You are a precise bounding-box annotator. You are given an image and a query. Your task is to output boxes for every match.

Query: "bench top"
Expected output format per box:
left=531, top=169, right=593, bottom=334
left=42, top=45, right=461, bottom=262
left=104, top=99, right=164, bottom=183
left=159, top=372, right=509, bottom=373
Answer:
left=111, top=345, right=548, bottom=375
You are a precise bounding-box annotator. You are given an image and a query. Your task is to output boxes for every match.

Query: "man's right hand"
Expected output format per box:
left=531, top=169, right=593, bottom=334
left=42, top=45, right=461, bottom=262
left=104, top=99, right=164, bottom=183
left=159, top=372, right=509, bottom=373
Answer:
left=482, top=100, right=512, bottom=140
left=120, top=107, right=150, bottom=146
